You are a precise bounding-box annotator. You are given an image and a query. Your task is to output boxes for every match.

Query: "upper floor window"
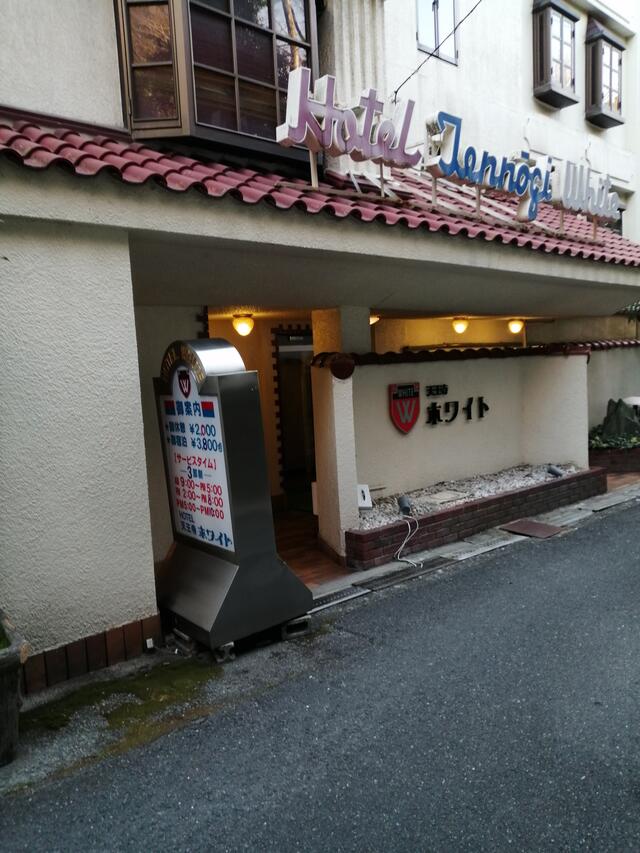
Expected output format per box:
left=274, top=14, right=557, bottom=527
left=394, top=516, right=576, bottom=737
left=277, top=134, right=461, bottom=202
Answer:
left=126, top=2, right=178, bottom=121
left=417, top=0, right=457, bottom=63
left=116, top=0, right=317, bottom=158
left=585, top=18, right=624, bottom=128
left=532, top=0, right=578, bottom=109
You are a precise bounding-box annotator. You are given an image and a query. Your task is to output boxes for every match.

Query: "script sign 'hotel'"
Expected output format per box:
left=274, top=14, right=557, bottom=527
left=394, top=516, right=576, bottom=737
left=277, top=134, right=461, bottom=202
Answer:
left=277, top=68, right=620, bottom=225
left=276, top=67, right=421, bottom=169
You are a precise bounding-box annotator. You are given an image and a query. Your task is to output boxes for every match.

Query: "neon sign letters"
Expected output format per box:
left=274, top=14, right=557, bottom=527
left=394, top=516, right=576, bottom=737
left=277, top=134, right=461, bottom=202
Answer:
left=277, top=71, right=621, bottom=224
left=276, top=67, right=421, bottom=169
left=425, top=112, right=552, bottom=221
left=554, top=162, right=620, bottom=221
left=426, top=112, right=620, bottom=222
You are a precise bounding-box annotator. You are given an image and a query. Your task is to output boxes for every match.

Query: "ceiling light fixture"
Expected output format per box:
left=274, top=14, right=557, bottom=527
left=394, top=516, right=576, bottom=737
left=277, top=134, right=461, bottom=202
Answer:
left=452, top=318, right=469, bottom=334
left=232, top=314, right=254, bottom=336
left=369, top=314, right=381, bottom=325
left=508, top=319, right=524, bottom=334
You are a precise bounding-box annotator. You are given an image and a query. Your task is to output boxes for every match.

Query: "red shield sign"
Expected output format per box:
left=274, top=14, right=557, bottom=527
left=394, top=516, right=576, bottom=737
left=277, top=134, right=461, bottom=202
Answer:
left=178, top=370, right=191, bottom=398
left=389, top=383, right=420, bottom=434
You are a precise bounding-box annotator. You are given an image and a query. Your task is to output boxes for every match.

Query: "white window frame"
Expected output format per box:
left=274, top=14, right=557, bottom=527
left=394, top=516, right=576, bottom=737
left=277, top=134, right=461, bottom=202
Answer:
left=417, top=0, right=457, bottom=64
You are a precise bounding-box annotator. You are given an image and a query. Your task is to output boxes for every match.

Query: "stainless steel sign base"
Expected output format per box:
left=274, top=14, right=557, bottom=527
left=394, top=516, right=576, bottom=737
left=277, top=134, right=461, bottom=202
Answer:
left=162, top=543, right=313, bottom=650
left=155, top=339, right=312, bottom=650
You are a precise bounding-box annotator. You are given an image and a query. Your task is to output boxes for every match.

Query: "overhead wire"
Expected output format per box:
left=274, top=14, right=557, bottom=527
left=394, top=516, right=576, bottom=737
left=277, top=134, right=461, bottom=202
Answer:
left=392, top=0, right=485, bottom=103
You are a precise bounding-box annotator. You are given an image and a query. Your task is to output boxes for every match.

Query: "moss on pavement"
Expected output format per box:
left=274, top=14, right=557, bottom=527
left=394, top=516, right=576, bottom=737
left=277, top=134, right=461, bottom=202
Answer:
left=21, top=657, right=220, bottom=737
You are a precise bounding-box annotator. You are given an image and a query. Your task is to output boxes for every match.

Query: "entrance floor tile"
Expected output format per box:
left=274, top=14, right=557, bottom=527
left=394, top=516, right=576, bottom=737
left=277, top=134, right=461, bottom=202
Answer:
left=274, top=511, right=350, bottom=588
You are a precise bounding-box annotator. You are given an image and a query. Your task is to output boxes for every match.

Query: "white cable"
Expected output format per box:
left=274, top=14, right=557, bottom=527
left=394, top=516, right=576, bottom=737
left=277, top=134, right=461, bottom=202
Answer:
left=394, top=516, right=423, bottom=570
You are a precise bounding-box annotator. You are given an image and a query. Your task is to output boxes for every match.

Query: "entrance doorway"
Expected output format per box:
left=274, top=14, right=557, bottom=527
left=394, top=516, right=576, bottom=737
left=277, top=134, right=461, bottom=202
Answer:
left=271, top=328, right=349, bottom=587
left=274, top=330, right=315, bottom=512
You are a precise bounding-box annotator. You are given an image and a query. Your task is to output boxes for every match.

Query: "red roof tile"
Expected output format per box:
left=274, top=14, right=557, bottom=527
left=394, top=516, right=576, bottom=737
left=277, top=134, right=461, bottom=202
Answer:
left=2, top=111, right=640, bottom=267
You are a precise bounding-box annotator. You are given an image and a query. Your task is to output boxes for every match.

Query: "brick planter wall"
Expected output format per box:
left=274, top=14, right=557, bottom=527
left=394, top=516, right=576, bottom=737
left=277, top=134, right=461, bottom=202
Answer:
left=345, top=468, right=607, bottom=570
left=589, top=447, right=640, bottom=474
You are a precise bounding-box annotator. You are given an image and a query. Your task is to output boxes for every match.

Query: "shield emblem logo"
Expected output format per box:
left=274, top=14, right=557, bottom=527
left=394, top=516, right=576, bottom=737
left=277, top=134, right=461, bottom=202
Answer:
left=178, top=370, right=191, bottom=398
left=389, top=383, right=420, bottom=434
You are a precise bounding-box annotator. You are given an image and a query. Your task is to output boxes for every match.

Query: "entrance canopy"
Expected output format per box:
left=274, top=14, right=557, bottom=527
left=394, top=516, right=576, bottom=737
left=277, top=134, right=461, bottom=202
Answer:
left=2, top=109, right=640, bottom=317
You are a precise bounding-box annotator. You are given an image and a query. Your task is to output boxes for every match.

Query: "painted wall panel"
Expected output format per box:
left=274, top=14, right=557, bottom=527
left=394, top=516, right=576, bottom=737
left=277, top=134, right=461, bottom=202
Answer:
left=352, top=355, right=589, bottom=496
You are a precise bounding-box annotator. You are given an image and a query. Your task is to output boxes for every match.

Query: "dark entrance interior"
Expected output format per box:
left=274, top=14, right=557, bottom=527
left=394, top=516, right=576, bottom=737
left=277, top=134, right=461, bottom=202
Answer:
left=275, top=330, right=316, bottom=512
left=272, top=329, right=350, bottom=588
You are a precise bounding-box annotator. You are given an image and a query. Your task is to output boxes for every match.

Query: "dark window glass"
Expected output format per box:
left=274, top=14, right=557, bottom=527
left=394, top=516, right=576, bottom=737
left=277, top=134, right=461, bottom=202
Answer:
left=276, top=40, right=307, bottom=87
left=126, top=0, right=177, bottom=121
left=129, top=3, right=172, bottom=63
left=132, top=66, right=177, bottom=118
left=235, top=0, right=269, bottom=26
left=194, top=67, right=237, bottom=128
left=120, top=0, right=315, bottom=145
left=191, top=6, right=234, bottom=71
left=239, top=81, right=277, bottom=135
left=186, top=0, right=313, bottom=141
left=273, top=0, right=306, bottom=41
left=236, top=23, right=274, bottom=83
left=198, top=0, right=228, bottom=9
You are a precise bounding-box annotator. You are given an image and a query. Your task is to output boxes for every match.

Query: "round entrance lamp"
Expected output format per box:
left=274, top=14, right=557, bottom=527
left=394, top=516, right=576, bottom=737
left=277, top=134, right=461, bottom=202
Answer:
left=369, top=314, right=381, bottom=325
left=452, top=317, right=469, bottom=335
left=232, top=314, right=254, bottom=336
left=508, top=319, right=524, bottom=335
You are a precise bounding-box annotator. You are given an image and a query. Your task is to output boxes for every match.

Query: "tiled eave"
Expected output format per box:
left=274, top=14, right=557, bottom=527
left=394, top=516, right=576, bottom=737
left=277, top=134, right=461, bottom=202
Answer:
left=311, top=344, right=592, bottom=378
left=2, top=108, right=640, bottom=267
left=311, top=340, right=640, bottom=378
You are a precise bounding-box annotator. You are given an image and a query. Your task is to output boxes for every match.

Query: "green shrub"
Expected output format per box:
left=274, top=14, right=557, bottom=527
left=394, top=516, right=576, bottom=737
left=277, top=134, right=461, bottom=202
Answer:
left=589, top=424, right=640, bottom=450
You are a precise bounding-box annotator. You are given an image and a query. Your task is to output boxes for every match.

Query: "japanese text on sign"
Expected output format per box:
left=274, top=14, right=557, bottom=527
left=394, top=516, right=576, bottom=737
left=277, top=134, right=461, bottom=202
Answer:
left=160, top=368, right=234, bottom=552
left=426, top=396, right=490, bottom=426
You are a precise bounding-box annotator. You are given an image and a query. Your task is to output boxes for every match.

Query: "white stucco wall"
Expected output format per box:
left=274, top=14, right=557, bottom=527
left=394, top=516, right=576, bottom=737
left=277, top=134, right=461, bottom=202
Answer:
left=0, top=0, right=124, bottom=128
left=374, top=318, right=525, bottom=351
left=352, top=354, right=589, bottom=497
left=312, top=307, right=372, bottom=354
left=0, top=220, right=157, bottom=651
left=587, top=348, right=640, bottom=426
left=134, top=305, right=202, bottom=563
left=311, top=368, right=359, bottom=555
left=521, top=355, right=589, bottom=467
left=527, top=316, right=639, bottom=343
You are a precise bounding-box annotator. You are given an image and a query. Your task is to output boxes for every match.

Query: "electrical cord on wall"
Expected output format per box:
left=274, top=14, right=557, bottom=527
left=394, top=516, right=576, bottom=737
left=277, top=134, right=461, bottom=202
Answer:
left=394, top=515, right=423, bottom=570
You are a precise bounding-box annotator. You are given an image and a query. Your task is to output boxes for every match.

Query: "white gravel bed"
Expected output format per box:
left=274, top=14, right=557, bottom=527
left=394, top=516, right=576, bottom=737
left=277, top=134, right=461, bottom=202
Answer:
left=358, top=463, right=581, bottom=530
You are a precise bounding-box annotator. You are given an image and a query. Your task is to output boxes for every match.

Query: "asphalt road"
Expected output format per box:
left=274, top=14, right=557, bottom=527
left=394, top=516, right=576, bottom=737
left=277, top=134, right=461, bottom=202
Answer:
left=3, top=501, right=640, bottom=852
